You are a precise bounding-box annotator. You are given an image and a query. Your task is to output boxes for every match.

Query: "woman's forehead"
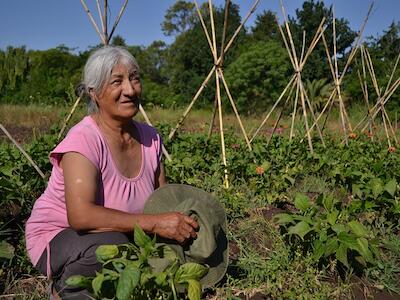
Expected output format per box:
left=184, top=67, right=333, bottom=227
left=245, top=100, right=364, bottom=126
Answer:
left=111, top=63, right=138, bottom=75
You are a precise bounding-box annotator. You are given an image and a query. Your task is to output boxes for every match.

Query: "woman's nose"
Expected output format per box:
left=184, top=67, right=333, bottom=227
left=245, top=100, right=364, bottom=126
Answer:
left=122, top=78, right=135, bottom=96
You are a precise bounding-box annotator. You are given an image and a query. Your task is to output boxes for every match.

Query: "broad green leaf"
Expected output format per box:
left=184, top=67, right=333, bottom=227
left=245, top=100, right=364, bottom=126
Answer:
left=95, top=244, right=119, bottom=262
left=0, top=241, right=14, bottom=259
left=312, top=240, right=324, bottom=261
left=327, top=210, right=339, bottom=226
left=273, top=213, right=294, bottom=225
left=325, top=238, right=339, bottom=257
left=294, top=193, right=311, bottom=212
left=288, top=221, right=312, bottom=239
left=187, top=279, right=201, bottom=300
left=175, top=262, right=208, bottom=283
left=384, top=179, right=397, bottom=196
left=283, top=174, right=295, bottom=185
left=155, top=271, right=168, bottom=286
left=336, top=243, right=349, bottom=267
left=351, top=184, right=363, bottom=198
left=347, top=221, right=368, bottom=238
left=369, top=178, right=383, bottom=198
left=116, top=263, right=141, bottom=300
left=322, top=195, right=335, bottom=211
left=338, top=232, right=359, bottom=251
left=92, top=273, right=104, bottom=296
left=66, top=275, right=92, bottom=289
left=331, top=224, right=346, bottom=235
left=356, top=238, right=373, bottom=263
left=133, top=224, right=151, bottom=248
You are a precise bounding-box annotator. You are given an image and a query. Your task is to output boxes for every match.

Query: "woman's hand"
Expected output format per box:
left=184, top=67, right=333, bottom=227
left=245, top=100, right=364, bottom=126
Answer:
left=151, top=212, right=199, bottom=243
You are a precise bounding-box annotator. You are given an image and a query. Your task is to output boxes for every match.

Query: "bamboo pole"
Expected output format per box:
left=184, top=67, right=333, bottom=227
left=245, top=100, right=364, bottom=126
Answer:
left=0, top=124, right=46, bottom=179
left=206, top=0, right=230, bottom=143
left=308, top=4, right=373, bottom=136
left=108, top=0, right=129, bottom=42
left=138, top=104, right=172, bottom=162
left=267, top=80, right=296, bottom=146
left=208, top=0, right=218, bottom=62
left=96, top=0, right=105, bottom=40
left=80, top=0, right=107, bottom=45
left=220, top=71, right=252, bottom=150
left=290, top=78, right=300, bottom=141
left=168, top=66, right=216, bottom=140
left=194, top=0, right=214, bottom=53
left=169, top=0, right=261, bottom=141
left=251, top=75, right=296, bottom=142
left=58, top=95, right=82, bottom=140
left=103, top=0, right=108, bottom=44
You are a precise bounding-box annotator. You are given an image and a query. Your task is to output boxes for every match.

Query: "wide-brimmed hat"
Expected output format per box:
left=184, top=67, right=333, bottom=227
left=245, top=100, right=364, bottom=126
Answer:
left=143, top=184, right=228, bottom=288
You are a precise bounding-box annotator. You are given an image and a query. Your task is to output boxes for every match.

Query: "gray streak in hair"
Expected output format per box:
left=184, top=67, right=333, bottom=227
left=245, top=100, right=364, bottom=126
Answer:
left=83, top=46, right=140, bottom=114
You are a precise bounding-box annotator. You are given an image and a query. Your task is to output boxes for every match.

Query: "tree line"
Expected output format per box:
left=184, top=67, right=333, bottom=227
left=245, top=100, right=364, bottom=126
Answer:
left=0, top=0, right=399, bottom=114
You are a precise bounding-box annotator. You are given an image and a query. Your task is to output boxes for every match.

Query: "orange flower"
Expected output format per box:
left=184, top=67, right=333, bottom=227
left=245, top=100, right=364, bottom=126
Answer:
left=388, top=146, right=396, bottom=153
left=349, top=132, right=357, bottom=139
left=256, top=166, right=265, bottom=175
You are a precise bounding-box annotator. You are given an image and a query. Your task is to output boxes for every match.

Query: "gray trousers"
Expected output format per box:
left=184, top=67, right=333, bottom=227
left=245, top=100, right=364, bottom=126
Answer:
left=36, top=228, right=130, bottom=299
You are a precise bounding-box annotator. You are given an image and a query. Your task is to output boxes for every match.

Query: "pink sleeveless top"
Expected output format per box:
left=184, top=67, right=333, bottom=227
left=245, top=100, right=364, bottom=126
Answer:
left=25, top=116, right=163, bottom=268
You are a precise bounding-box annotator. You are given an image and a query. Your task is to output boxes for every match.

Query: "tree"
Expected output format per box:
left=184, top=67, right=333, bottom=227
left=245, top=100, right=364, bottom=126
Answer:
left=164, top=1, right=244, bottom=106
left=251, top=10, right=280, bottom=43
left=111, top=35, right=127, bottom=47
left=161, top=1, right=196, bottom=36
left=224, top=41, right=292, bottom=114
left=288, top=0, right=356, bottom=81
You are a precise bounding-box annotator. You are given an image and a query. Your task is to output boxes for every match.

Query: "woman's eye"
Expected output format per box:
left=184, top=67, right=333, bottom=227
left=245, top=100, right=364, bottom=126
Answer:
left=111, top=80, right=122, bottom=85
left=129, top=74, right=140, bottom=81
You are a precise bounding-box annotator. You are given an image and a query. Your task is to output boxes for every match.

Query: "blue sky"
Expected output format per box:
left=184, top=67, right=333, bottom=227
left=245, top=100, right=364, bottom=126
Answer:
left=0, top=1, right=398, bottom=52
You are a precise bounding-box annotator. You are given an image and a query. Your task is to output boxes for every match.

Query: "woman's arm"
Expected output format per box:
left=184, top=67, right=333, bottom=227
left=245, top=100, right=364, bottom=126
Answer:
left=155, top=162, right=167, bottom=189
left=61, top=152, right=197, bottom=242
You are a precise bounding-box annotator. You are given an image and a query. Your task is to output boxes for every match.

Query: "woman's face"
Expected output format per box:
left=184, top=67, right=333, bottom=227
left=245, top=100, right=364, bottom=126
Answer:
left=95, top=63, right=142, bottom=120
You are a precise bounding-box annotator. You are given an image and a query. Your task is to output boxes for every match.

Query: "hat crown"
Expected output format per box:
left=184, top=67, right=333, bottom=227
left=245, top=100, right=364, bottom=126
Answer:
left=176, top=198, right=219, bottom=263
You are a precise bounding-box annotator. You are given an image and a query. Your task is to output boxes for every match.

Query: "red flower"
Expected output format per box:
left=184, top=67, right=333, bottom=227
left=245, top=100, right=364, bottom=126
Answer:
left=349, top=133, right=357, bottom=139
left=388, top=146, right=396, bottom=153
left=256, top=166, right=265, bottom=175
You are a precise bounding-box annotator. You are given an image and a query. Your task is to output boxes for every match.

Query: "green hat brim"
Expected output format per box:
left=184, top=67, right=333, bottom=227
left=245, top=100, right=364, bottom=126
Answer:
left=143, top=184, right=228, bottom=287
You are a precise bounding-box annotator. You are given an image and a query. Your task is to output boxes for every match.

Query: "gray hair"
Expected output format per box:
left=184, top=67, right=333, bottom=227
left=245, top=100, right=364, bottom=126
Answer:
left=82, top=46, right=140, bottom=114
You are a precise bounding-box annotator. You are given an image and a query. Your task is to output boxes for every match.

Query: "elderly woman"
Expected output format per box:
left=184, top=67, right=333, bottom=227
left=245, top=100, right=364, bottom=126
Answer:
left=25, top=46, right=198, bottom=299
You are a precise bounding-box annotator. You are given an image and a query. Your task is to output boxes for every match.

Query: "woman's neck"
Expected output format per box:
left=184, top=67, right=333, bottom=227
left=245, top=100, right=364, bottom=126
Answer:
left=92, top=113, right=134, bottom=142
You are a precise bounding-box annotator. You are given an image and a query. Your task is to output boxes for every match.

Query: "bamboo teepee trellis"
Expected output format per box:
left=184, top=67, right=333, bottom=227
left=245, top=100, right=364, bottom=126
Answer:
left=58, top=0, right=172, bottom=161
left=251, top=0, right=327, bottom=154
left=352, top=45, right=400, bottom=148
left=167, top=0, right=260, bottom=188
left=306, top=5, right=373, bottom=144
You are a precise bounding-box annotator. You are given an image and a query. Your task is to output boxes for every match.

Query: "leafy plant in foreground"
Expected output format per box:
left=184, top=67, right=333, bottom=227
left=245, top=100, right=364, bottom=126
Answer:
left=67, top=225, right=208, bottom=300
left=274, top=193, right=380, bottom=271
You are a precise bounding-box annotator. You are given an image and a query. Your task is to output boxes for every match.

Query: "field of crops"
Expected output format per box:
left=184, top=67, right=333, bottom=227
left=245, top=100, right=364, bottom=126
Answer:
left=1, top=111, right=400, bottom=299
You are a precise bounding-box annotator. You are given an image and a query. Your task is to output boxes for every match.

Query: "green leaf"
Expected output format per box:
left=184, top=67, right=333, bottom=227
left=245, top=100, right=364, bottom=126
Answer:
left=288, top=221, right=312, bottom=239
left=384, top=179, right=397, bottom=196
left=347, top=221, right=368, bottom=238
left=294, top=193, right=311, bottom=212
left=312, top=240, right=325, bottom=261
left=95, top=244, right=119, bottom=263
left=336, top=243, right=349, bottom=267
left=65, top=275, right=92, bottom=289
left=187, top=279, right=201, bottom=300
left=331, top=224, right=346, bottom=235
left=92, top=273, right=104, bottom=296
left=116, top=263, right=141, bottom=300
left=322, top=194, right=335, bottom=211
left=356, top=237, right=374, bottom=263
left=133, top=224, right=151, bottom=248
left=370, top=178, right=383, bottom=198
left=352, top=184, right=363, bottom=198
left=338, top=232, right=359, bottom=251
left=175, top=262, right=208, bottom=283
left=325, top=238, right=339, bottom=257
left=0, top=241, right=14, bottom=259
left=274, top=213, right=294, bottom=225
left=327, top=210, right=339, bottom=226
